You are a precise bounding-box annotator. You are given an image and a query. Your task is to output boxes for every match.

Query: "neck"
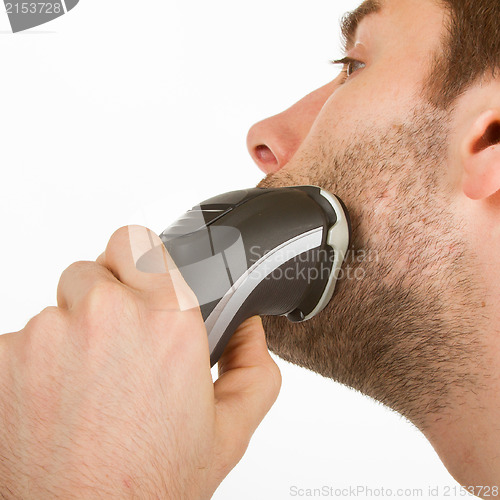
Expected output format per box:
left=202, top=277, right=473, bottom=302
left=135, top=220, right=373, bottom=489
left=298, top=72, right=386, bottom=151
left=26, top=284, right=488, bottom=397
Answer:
left=422, top=348, right=500, bottom=491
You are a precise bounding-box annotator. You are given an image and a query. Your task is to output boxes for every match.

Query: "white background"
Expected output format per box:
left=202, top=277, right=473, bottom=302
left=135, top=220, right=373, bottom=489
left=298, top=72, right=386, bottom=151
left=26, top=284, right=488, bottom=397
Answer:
left=0, top=1, right=465, bottom=499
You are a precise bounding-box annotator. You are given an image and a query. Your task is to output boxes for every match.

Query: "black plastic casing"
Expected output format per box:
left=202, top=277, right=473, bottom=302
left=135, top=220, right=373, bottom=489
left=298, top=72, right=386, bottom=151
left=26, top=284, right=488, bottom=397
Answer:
left=154, top=186, right=348, bottom=367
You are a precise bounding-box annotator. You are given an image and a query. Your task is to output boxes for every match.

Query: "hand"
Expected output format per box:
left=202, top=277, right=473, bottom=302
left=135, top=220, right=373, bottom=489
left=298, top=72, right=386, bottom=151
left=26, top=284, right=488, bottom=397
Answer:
left=0, top=225, right=281, bottom=499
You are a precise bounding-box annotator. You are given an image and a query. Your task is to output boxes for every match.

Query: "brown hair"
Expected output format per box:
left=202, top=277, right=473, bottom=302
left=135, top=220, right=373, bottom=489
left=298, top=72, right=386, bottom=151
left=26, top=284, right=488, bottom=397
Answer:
left=426, top=0, right=500, bottom=109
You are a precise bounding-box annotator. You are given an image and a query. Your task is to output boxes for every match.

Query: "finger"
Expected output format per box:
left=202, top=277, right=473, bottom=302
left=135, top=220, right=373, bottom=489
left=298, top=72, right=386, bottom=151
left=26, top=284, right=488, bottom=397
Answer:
left=100, top=225, right=200, bottom=313
left=213, top=316, right=281, bottom=463
left=57, top=260, right=119, bottom=310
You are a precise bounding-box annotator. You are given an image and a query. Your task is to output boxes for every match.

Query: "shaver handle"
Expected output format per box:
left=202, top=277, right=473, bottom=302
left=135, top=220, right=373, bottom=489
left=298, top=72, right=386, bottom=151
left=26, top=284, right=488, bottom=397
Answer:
left=149, top=186, right=350, bottom=368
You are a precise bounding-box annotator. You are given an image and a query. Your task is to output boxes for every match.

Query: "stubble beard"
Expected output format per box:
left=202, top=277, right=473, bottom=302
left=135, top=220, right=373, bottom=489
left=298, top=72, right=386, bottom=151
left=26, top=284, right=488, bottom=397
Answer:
left=257, top=102, right=487, bottom=430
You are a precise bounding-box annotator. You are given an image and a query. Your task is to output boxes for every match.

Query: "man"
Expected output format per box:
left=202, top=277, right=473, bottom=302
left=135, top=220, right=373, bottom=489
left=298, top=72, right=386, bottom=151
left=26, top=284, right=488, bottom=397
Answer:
left=249, top=0, right=500, bottom=491
left=0, top=0, right=499, bottom=498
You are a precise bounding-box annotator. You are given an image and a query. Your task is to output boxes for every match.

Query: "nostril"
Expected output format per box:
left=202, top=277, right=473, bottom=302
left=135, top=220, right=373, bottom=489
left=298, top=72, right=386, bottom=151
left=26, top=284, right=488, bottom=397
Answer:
left=255, top=145, right=278, bottom=166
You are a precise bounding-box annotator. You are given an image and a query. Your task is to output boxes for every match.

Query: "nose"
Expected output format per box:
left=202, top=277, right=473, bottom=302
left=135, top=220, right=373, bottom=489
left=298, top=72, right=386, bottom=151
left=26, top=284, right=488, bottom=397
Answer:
left=246, top=81, right=336, bottom=174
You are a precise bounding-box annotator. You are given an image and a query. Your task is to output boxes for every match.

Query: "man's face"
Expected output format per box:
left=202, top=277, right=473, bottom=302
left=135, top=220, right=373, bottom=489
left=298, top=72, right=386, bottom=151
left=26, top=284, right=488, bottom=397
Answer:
left=246, top=0, right=487, bottom=429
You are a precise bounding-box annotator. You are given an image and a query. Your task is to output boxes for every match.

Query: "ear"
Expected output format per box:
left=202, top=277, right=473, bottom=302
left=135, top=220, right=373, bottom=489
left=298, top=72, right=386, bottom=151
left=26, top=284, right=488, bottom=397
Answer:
left=462, top=109, right=500, bottom=200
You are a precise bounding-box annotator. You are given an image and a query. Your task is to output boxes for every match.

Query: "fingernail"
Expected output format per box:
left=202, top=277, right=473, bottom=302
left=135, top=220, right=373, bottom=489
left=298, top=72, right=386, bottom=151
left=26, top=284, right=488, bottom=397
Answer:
left=128, top=225, right=168, bottom=274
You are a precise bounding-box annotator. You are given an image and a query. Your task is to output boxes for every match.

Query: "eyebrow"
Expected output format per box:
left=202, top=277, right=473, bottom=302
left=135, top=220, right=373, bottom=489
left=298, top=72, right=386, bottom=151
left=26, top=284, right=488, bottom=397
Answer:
left=340, top=0, right=383, bottom=53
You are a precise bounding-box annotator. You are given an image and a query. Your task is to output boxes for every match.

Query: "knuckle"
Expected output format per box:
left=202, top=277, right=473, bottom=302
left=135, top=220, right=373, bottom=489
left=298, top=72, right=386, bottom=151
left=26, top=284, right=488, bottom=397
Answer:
left=84, top=281, right=133, bottom=316
left=25, top=306, right=65, bottom=333
left=59, top=260, right=94, bottom=280
left=79, top=281, right=141, bottom=338
left=57, top=261, right=99, bottom=307
left=66, top=259, right=91, bottom=272
left=89, top=279, right=124, bottom=301
left=113, top=225, right=135, bottom=239
left=23, top=307, right=68, bottom=359
left=107, top=225, right=134, bottom=252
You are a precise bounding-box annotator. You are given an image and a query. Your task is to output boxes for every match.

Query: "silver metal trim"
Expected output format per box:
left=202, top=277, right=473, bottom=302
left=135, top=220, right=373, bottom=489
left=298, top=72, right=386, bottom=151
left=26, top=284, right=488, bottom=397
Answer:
left=206, top=227, right=323, bottom=354
left=302, top=189, right=350, bottom=320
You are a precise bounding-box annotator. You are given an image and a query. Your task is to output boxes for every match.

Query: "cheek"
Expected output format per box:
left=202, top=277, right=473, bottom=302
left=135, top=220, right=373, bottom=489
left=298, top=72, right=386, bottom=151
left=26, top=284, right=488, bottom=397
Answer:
left=373, top=187, right=397, bottom=216
left=309, top=67, right=416, bottom=143
left=306, top=94, right=352, bottom=141
left=356, top=183, right=399, bottom=254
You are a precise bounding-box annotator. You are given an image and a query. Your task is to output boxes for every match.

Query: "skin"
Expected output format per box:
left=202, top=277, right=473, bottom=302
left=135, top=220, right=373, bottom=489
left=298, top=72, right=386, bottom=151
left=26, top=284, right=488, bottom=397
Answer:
left=1, top=0, right=500, bottom=498
left=247, top=0, right=500, bottom=492
left=0, top=227, right=281, bottom=498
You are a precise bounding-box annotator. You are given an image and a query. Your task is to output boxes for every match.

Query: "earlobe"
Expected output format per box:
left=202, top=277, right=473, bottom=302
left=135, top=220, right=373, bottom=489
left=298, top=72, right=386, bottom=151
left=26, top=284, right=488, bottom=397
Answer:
left=462, top=109, right=500, bottom=200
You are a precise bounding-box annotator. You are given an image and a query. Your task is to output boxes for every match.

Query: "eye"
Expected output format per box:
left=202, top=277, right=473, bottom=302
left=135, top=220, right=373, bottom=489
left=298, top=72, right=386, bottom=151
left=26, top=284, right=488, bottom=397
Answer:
left=330, top=57, right=366, bottom=81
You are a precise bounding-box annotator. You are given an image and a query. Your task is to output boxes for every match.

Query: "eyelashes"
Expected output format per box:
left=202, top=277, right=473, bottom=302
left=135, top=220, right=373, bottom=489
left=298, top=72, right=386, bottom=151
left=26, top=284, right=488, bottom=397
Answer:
left=330, top=57, right=366, bottom=81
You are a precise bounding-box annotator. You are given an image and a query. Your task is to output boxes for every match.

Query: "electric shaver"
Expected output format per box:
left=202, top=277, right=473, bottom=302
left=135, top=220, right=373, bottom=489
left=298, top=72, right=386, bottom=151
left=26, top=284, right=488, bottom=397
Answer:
left=140, top=186, right=351, bottom=367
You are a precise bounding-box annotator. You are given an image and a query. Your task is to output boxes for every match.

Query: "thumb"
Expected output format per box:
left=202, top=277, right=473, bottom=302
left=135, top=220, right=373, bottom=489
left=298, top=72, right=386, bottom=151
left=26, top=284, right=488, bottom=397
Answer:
left=213, top=316, right=281, bottom=468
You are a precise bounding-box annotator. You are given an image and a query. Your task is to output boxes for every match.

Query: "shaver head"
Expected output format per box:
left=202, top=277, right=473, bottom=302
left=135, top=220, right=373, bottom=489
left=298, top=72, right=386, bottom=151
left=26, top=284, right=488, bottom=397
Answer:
left=143, top=186, right=351, bottom=367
